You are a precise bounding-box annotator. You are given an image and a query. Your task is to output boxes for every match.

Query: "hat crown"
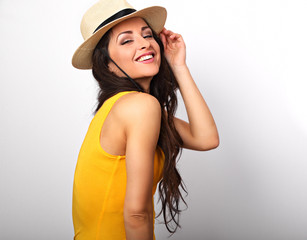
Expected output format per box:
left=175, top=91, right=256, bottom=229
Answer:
left=73, top=1, right=166, bottom=69
left=81, top=0, right=133, bottom=40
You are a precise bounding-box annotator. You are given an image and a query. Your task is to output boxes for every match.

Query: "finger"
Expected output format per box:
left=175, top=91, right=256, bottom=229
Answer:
left=166, top=33, right=173, bottom=46
left=165, top=31, right=176, bottom=42
left=163, top=28, right=177, bottom=39
left=159, top=32, right=167, bottom=49
left=170, top=34, right=176, bottom=40
left=166, top=33, right=179, bottom=46
left=162, top=28, right=170, bottom=35
left=166, top=28, right=174, bottom=34
left=171, top=33, right=181, bottom=39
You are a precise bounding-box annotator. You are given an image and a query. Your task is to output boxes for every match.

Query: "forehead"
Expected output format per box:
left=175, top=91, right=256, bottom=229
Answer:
left=111, top=17, right=149, bottom=34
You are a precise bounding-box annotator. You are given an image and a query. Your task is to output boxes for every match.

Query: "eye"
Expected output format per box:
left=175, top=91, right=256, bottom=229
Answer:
left=144, top=34, right=153, bottom=39
left=121, top=39, right=133, bottom=45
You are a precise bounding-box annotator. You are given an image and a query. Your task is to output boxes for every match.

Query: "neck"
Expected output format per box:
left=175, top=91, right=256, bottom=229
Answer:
left=135, top=77, right=152, bottom=93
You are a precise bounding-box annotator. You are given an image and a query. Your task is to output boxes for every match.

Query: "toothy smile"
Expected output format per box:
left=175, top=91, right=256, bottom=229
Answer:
left=136, top=54, right=154, bottom=62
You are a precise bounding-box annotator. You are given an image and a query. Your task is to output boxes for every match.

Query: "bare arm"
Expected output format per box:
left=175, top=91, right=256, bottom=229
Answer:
left=173, top=65, right=219, bottom=150
left=160, top=28, right=219, bottom=151
left=120, top=93, right=161, bottom=240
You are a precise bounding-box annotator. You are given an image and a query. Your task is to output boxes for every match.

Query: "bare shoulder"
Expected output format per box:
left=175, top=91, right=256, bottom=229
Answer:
left=113, top=92, right=161, bottom=121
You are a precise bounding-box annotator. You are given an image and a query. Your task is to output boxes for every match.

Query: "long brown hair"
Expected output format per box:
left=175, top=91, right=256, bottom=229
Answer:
left=92, top=25, right=187, bottom=234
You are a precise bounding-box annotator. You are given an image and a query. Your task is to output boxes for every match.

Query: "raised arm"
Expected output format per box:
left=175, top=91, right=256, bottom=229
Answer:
left=120, top=93, right=161, bottom=240
left=160, top=28, right=219, bottom=151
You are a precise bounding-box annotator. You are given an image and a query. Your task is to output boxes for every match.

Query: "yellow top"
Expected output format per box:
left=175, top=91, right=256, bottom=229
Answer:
left=72, top=91, right=164, bottom=240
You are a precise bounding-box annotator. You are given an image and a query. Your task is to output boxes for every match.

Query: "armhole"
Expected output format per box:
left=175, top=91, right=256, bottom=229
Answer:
left=96, top=91, right=137, bottom=159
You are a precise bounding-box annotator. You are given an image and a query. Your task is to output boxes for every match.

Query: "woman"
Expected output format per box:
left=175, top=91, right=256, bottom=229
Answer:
left=72, top=0, right=219, bottom=239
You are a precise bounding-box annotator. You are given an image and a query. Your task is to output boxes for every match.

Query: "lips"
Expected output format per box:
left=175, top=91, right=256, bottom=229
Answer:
left=135, top=52, right=155, bottom=62
left=137, top=54, right=153, bottom=62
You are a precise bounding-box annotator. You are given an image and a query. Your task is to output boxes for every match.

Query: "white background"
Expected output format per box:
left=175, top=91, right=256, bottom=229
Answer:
left=1, top=0, right=307, bottom=239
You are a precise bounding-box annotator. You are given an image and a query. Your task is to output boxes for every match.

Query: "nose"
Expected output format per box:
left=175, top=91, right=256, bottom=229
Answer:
left=136, top=35, right=150, bottom=50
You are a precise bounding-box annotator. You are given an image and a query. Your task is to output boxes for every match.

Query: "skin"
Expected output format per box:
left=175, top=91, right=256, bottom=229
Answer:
left=107, top=17, right=161, bottom=92
left=160, top=28, right=220, bottom=151
left=100, top=17, right=219, bottom=240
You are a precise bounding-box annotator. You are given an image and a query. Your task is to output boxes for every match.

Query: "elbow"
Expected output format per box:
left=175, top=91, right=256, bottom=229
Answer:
left=210, top=137, right=220, bottom=149
left=198, top=135, right=220, bottom=151
left=123, top=204, right=153, bottom=228
left=123, top=207, right=153, bottom=229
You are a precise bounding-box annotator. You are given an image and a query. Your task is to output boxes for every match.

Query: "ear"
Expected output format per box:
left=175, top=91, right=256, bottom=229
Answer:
left=108, top=61, right=124, bottom=77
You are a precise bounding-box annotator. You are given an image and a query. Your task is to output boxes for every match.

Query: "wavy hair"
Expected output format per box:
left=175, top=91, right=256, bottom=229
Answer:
left=92, top=25, right=187, bottom=234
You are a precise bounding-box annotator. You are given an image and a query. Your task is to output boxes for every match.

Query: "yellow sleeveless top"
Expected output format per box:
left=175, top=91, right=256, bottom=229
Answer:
left=72, top=91, right=164, bottom=240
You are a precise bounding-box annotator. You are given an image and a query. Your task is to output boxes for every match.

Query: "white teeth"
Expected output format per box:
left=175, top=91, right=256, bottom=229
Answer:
left=137, top=54, right=153, bottom=62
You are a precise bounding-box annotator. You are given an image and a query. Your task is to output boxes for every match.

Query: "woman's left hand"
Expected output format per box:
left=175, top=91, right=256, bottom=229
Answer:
left=159, top=28, right=186, bottom=68
left=160, top=29, right=219, bottom=152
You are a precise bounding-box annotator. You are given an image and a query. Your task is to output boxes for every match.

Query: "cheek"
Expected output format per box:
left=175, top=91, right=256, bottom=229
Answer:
left=112, top=49, right=133, bottom=65
left=108, top=41, right=128, bottom=63
left=155, top=44, right=161, bottom=65
left=157, top=53, right=161, bottom=65
left=156, top=52, right=161, bottom=68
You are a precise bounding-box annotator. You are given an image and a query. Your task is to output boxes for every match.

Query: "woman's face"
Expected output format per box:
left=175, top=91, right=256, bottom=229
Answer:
left=107, top=17, right=161, bottom=81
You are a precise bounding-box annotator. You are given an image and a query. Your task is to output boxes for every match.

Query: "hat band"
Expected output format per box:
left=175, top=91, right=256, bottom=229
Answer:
left=93, top=8, right=137, bottom=33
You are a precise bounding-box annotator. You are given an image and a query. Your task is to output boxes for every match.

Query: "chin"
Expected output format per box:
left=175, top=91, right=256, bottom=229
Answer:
left=135, top=74, right=158, bottom=80
left=126, top=63, right=160, bottom=79
left=137, top=67, right=160, bottom=78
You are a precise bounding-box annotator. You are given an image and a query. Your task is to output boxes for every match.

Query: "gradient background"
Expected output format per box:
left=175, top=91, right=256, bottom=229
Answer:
left=1, top=0, right=306, bottom=239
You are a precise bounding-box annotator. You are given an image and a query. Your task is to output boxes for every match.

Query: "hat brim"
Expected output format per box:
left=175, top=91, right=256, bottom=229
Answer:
left=72, top=6, right=167, bottom=70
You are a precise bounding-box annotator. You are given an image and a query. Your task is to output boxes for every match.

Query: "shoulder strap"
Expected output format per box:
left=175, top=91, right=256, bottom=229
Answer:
left=95, top=91, right=136, bottom=134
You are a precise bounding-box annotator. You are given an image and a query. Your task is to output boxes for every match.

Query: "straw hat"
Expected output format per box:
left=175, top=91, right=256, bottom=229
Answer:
left=72, top=0, right=167, bottom=69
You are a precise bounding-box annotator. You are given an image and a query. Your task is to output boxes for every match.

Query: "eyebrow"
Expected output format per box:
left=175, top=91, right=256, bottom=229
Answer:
left=116, top=26, right=150, bottom=42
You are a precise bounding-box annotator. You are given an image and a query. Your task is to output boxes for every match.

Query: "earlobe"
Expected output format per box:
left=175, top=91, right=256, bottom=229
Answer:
left=108, top=62, right=116, bottom=73
left=108, top=61, right=123, bottom=77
